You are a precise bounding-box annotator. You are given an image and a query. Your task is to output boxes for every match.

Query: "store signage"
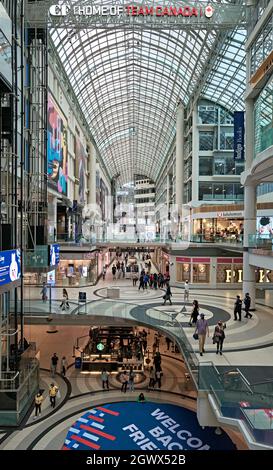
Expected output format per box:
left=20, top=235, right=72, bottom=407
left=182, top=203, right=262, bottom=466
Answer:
left=0, top=249, right=21, bottom=287
left=234, top=111, right=245, bottom=161
left=49, top=244, right=60, bottom=266
left=225, top=269, right=271, bottom=283
left=49, top=3, right=214, bottom=18
left=217, top=211, right=244, bottom=218
left=176, top=257, right=191, bottom=262
left=97, top=342, right=105, bottom=351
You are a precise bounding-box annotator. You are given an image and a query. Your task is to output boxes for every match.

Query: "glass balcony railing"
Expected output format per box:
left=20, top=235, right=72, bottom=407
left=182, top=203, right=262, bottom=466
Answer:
left=248, top=235, right=273, bottom=255
left=24, top=245, right=49, bottom=268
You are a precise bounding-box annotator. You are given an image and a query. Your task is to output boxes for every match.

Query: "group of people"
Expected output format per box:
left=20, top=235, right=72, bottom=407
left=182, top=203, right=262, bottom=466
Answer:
left=190, top=292, right=252, bottom=356
left=40, top=284, right=70, bottom=311
left=33, top=382, right=60, bottom=419
left=50, top=353, right=68, bottom=377
left=120, top=367, right=137, bottom=393
left=138, top=270, right=170, bottom=290
left=112, top=261, right=126, bottom=280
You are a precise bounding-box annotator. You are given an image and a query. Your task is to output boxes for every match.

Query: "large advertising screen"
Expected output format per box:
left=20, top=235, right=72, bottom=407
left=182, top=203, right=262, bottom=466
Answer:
left=76, top=138, right=86, bottom=204
left=47, top=93, right=68, bottom=196
left=0, top=249, right=21, bottom=287
left=257, top=216, right=273, bottom=236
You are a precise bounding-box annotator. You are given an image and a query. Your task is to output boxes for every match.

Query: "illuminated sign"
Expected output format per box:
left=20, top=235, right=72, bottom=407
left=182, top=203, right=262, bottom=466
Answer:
left=97, top=342, right=105, bottom=351
left=49, top=4, right=214, bottom=18
left=225, top=269, right=271, bottom=283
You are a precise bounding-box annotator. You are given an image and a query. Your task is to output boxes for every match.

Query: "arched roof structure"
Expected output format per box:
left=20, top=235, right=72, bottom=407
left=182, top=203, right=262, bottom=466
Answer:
left=51, top=0, right=246, bottom=184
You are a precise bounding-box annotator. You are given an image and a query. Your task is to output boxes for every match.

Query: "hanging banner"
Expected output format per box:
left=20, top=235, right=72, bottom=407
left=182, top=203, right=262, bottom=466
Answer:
left=234, top=111, right=245, bottom=160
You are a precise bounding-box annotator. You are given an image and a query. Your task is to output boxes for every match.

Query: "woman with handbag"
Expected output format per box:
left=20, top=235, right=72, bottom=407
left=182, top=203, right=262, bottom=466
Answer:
left=213, top=321, right=226, bottom=355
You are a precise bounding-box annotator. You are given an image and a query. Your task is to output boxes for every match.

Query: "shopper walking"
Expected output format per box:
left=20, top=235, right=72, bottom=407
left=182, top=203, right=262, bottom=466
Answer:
left=101, top=368, right=110, bottom=390
left=148, top=367, right=155, bottom=389
left=162, top=283, right=172, bottom=305
left=33, top=392, right=44, bottom=419
left=244, top=293, right=252, bottom=319
left=61, top=356, right=68, bottom=376
left=154, top=369, right=162, bottom=389
left=189, top=300, right=199, bottom=326
left=49, top=383, right=59, bottom=408
left=112, top=265, right=116, bottom=280
left=50, top=353, right=59, bottom=377
left=60, top=288, right=69, bottom=310
left=128, top=367, right=136, bottom=391
left=184, top=280, right=190, bottom=302
left=40, top=282, right=47, bottom=303
left=194, top=313, right=209, bottom=356
left=132, top=273, right=138, bottom=286
left=234, top=295, right=242, bottom=321
left=102, top=266, right=106, bottom=280
left=213, top=321, right=226, bottom=355
left=120, top=371, right=128, bottom=393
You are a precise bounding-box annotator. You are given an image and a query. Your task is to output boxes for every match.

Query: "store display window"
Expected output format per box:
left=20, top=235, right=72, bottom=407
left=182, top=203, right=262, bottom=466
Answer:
left=192, top=263, right=210, bottom=283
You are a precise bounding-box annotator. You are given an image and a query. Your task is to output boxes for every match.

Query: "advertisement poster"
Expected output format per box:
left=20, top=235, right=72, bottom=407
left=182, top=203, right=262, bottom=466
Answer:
left=257, top=216, right=273, bottom=236
left=47, top=270, right=56, bottom=286
left=47, top=93, right=68, bottom=195
left=49, top=244, right=60, bottom=267
left=76, top=138, right=86, bottom=204
left=0, top=249, right=21, bottom=287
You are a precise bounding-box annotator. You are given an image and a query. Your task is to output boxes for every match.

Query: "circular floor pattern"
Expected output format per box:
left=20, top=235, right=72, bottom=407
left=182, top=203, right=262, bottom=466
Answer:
left=63, top=401, right=236, bottom=450
left=129, top=302, right=231, bottom=327
left=94, top=287, right=165, bottom=301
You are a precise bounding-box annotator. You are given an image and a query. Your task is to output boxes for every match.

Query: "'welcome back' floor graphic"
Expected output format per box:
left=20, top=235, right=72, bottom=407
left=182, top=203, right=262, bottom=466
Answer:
left=63, top=402, right=236, bottom=450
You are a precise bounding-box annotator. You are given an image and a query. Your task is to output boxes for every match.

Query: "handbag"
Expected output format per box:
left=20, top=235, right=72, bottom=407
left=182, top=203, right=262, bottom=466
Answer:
left=193, top=333, right=198, bottom=340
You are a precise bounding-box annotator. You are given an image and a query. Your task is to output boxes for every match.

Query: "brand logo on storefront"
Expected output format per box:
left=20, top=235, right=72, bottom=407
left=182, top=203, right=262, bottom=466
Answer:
left=225, top=269, right=271, bottom=283
left=49, top=3, right=215, bottom=18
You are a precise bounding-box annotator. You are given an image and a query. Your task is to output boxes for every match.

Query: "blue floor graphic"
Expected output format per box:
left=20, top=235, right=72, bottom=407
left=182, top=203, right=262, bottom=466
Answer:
left=63, top=401, right=236, bottom=450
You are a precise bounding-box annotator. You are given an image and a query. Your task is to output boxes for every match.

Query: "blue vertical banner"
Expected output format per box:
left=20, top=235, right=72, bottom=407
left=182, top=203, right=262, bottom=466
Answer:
left=234, top=111, right=245, bottom=160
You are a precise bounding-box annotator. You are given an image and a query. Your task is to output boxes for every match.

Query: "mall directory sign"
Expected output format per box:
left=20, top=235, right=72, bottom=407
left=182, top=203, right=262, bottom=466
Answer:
left=49, top=244, right=60, bottom=267
left=0, top=249, right=21, bottom=287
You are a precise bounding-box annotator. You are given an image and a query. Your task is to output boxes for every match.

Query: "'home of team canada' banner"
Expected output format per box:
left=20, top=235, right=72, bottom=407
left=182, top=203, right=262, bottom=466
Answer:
left=49, top=3, right=215, bottom=18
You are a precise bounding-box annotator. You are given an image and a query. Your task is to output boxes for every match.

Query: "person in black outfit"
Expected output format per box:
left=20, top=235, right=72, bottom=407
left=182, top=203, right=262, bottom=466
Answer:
left=162, top=284, right=172, bottom=305
left=189, top=300, right=199, bottom=326
left=244, top=293, right=252, bottom=319
left=234, top=295, right=242, bottom=321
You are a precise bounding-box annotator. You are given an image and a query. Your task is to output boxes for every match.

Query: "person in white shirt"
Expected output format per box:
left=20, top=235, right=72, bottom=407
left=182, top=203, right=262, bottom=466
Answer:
left=184, top=280, right=190, bottom=302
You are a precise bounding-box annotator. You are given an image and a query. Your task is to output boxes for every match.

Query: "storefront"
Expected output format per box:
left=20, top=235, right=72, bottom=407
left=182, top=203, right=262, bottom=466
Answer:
left=55, top=249, right=112, bottom=287
left=193, top=211, right=244, bottom=242
left=172, top=254, right=273, bottom=287
left=176, top=257, right=210, bottom=283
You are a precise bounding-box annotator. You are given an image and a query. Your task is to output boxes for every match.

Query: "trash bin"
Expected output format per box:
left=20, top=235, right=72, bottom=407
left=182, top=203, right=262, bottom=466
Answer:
left=75, top=357, right=82, bottom=369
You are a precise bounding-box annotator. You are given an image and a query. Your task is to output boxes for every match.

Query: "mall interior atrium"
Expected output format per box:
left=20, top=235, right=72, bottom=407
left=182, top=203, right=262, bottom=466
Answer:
left=1, top=0, right=273, bottom=452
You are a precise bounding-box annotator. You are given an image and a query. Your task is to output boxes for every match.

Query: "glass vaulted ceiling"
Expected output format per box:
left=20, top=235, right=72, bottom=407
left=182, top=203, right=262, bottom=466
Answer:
left=51, top=0, right=246, bottom=184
